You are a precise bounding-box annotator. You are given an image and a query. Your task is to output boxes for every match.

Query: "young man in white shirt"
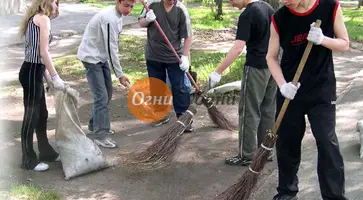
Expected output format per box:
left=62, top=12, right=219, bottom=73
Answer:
left=77, top=0, right=135, bottom=148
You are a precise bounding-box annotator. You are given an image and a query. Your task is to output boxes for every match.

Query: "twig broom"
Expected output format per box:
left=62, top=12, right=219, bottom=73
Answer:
left=140, top=0, right=236, bottom=131
left=214, top=19, right=322, bottom=200
left=120, top=105, right=197, bottom=171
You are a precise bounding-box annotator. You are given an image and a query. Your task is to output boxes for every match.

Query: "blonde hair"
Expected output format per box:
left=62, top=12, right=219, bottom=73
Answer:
left=19, top=0, right=55, bottom=39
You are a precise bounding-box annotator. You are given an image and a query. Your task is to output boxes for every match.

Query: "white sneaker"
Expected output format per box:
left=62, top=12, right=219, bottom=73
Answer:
left=33, top=163, right=49, bottom=172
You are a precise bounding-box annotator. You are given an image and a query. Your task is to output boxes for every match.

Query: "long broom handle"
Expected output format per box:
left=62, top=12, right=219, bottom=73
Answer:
left=271, top=19, right=321, bottom=135
left=140, top=0, right=201, bottom=93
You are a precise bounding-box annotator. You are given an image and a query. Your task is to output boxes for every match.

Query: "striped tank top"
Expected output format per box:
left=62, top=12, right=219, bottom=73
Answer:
left=24, top=16, right=52, bottom=64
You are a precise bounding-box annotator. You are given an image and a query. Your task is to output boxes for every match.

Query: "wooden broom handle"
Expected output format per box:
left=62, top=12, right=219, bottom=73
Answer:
left=271, top=19, right=322, bottom=135
left=140, top=0, right=200, bottom=93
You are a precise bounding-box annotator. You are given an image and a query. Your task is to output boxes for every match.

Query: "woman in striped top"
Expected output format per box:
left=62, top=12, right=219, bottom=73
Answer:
left=18, top=0, right=65, bottom=172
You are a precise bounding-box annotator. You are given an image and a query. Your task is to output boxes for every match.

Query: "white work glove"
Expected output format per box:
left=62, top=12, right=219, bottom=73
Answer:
left=44, top=76, right=53, bottom=92
left=307, top=22, right=324, bottom=45
left=146, top=9, right=156, bottom=23
left=179, top=55, right=189, bottom=71
left=280, top=82, right=301, bottom=100
left=51, top=74, right=65, bottom=90
left=208, top=71, right=221, bottom=88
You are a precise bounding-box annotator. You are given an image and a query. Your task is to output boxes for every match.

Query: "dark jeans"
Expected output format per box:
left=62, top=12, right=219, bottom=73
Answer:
left=146, top=60, right=190, bottom=117
left=83, top=61, right=113, bottom=138
left=275, top=94, right=348, bottom=200
left=19, top=61, right=58, bottom=170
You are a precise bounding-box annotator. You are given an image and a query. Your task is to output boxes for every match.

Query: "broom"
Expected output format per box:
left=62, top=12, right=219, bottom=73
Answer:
left=140, top=0, right=236, bottom=131
left=120, top=105, right=197, bottom=171
left=214, top=19, right=322, bottom=200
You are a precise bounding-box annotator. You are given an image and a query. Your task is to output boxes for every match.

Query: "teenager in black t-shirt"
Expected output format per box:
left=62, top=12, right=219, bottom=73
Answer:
left=208, top=0, right=277, bottom=166
left=266, top=0, right=350, bottom=199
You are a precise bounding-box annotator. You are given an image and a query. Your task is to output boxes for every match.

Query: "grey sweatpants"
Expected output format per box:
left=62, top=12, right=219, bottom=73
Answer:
left=238, top=65, right=277, bottom=159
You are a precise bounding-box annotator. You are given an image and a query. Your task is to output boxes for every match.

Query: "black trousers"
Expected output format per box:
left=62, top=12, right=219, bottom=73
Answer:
left=19, top=62, right=58, bottom=170
left=275, top=94, right=348, bottom=200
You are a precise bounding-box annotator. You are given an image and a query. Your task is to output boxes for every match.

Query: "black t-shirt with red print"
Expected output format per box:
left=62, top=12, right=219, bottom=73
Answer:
left=272, top=0, right=340, bottom=101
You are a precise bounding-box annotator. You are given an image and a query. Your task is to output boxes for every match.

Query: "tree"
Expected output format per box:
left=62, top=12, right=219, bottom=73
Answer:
left=359, top=0, right=362, bottom=9
left=203, top=0, right=223, bottom=20
left=0, top=0, right=25, bottom=16
left=263, top=0, right=280, bottom=11
left=215, top=0, right=223, bottom=20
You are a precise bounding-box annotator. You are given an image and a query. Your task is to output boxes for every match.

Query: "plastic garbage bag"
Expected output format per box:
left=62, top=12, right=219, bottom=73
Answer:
left=206, top=80, right=242, bottom=95
left=54, top=86, right=110, bottom=180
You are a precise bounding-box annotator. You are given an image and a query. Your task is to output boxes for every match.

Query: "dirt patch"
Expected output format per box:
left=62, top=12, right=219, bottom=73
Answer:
left=193, top=28, right=237, bottom=42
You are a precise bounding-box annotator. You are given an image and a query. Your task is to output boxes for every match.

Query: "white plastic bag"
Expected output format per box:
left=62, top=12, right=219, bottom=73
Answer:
left=54, top=87, right=110, bottom=180
left=207, top=80, right=242, bottom=95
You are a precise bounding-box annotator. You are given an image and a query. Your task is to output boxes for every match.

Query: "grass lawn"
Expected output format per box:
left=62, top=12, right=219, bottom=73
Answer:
left=59, top=2, right=361, bottom=88
left=80, top=1, right=362, bottom=38
left=80, top=0, right=240, bottom=30
left=54, top=35, right=244, bottom=87
left=9, top=184, right=62, bottom=200
left=342, top=7, right=363, bottom=42
left=80, top=0, right=143, bottom=16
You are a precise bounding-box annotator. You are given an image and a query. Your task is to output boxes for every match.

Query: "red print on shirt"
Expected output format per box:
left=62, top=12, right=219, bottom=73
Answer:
left=290, top=33, right=309, bottom=46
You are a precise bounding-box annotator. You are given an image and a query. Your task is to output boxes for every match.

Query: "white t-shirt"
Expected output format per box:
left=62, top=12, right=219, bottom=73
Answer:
left=77, top=6, right=124, bottom=78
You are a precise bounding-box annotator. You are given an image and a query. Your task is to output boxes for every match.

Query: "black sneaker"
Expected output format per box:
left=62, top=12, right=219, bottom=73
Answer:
left=272, top=194, right=298, bottom=200
left=225, top=155, right=252, bottom=166
left=151, top=116, right=170, bottom=127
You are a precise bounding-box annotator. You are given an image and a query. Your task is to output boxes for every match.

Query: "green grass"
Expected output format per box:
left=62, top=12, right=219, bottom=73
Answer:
left=81, top=1, right=240, bottom=30
left=54, top=35, right=244, bottom=86
left=342, top=8, right=363, bottom=42
left=188, top=4, right=240, bottom=30
left=54, top=55, right=85, bottom=79
left=80, top=1, right=362, bottom=39
left=9, top=184, right=62, bottom=200
left=80, top=0, right=143, bottom=16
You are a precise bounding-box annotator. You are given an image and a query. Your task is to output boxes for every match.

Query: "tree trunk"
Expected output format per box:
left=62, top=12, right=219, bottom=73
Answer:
left=0, top=0, right=25, bottom=16
left=359, top=0, right=362, bottom=9
left=263, top=0, right=280, bottom=11
left=215, top=0, right=223, bottom=20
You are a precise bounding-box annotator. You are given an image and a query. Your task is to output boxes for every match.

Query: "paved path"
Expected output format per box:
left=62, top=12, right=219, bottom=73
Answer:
left=0, top=2, right=138, bottom=47
left=1, top=2, right=363, bottom=199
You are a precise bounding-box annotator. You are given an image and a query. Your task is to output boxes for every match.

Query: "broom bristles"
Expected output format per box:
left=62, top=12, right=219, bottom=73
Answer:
left=200, top=95, right=237, bottom=131
left=119, top=106, right=197, bottom=172
left=214, top=132, right=277, bottom=200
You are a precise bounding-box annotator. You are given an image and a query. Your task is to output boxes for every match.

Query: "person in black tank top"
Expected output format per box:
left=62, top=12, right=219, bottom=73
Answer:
left=266, top=0, right=350, bottom=199
left=18, top=0, right=66, bottom=172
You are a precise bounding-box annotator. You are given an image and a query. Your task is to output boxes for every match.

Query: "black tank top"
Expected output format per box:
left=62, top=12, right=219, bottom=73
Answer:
left=272, top=0, right=339, bottom=101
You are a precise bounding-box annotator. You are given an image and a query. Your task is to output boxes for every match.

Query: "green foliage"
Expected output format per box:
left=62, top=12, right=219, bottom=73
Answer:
left=10, top=184, right=62, bottom=200
left=342, top=8, right=363, bottom=42
left=188, top=5, right=240, bottom=29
